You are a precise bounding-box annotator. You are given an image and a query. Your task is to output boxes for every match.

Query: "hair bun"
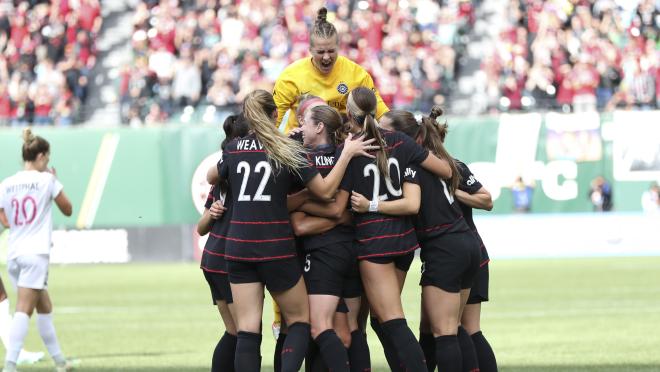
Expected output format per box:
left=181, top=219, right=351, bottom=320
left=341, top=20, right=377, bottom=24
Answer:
left=317, top=7, right=328, bottom=23
left=22, top=128, right=35, bottom=144
left=430, top=105, right=444, bottom=121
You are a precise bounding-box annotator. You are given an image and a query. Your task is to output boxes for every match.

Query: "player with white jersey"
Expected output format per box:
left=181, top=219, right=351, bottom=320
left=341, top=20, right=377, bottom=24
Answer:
left=0, top=276, right=45, bottom=365
left=0, top=129, right=74, bottom=372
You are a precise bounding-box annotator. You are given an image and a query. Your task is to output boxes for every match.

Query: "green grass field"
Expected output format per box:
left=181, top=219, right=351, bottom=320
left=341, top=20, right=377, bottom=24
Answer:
left=1, top=256, right=660, bottom=371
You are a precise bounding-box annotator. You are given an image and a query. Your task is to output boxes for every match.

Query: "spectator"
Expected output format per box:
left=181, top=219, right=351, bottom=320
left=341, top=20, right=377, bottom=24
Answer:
left=588, top=176, right=613, bottom=212
left=511, top=176, right=534, bottom=213
left=125, top=0, right=475, bottom=123
left=490, top=0, right=658, bottom=113
left=0, top=1, right=101, bottom=126
left=171, top=46, right=201, bottom=108
left=144, top=103, right=165, bottom=126
left=641, top=181, right=660, bottom=213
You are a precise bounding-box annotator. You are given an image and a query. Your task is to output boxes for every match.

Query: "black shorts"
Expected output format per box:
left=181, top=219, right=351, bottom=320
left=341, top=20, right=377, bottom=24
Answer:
left=364, top=250, right=415, bottom=272
left=336, top=298, right=349, bottom=313
left=228, top=257, right=302, bottom=293
left=467, top=261, right=489, bottom=304
left=419, top=232, right=480, bottom=293
left=303, top=241, right=362, bottom=299
left=203, top=269, right=233, bottom=304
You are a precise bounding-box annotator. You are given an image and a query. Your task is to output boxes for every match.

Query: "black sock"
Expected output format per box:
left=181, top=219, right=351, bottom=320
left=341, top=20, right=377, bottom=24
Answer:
left=458, top=326, right=480, bottom=372
left=281, top=322, right=311, bottom=372
left=471, top=331, right=498, bottom=372
left=212, top=332, right=237, bottom=372
left=315, top=329, right=350, bottom=372
left=370, top=317, right=404, bottom=372
left=310, top=346, right=326, bottom=372
left=235, top=331, right=262, bottom=372
left=275, top=332, right=287, bottom=372
left=380, top=318, right=427, bottom=372
left=419, top=331, right=436, bottom=371
left=305, top=337, right=324, bottom=372
left=348, top=329, right=371, bottom=372
left=435, top=335, right=462, bottom=372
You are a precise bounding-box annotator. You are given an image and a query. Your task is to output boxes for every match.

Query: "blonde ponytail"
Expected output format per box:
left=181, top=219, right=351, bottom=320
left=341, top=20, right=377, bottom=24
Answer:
left=243, top=90, right=309, bottom=175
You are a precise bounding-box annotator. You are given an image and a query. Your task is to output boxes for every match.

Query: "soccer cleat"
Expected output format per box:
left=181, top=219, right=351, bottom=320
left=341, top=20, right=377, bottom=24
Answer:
left=55, top=358, right=80, bottom=372
left=272, top=301, right=281, bottom=339
left=17, top=350, right=45, bottom=365
left=272, top=321, right=281, bottom=340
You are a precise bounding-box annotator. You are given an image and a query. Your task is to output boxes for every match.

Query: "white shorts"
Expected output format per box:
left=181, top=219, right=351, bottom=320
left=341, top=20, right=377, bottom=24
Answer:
left=7, top=255, right=50, bottom=290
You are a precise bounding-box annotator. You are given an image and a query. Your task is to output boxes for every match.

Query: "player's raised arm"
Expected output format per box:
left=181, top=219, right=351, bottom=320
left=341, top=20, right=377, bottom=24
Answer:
left=0, top=209, right=8, bottom=229
left=273, top=74, right=298, bottom=131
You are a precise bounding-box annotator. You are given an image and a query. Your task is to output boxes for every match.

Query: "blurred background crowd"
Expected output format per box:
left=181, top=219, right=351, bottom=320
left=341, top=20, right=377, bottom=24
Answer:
left=120, top=0, right=476, bottom=126
left=0, top=0, right=657, bottom=127
left=0, top=0, right=101, bottom=126
left=487, top=0, right=659, bottom=112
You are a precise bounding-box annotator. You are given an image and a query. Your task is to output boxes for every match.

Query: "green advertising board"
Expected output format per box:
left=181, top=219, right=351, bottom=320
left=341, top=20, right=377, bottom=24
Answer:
left=1, top=111, right=657, bottom=228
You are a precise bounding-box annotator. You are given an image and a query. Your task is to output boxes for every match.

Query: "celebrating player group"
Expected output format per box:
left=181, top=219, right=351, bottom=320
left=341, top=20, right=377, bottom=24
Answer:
left=197, top=7, right=498, bottom=372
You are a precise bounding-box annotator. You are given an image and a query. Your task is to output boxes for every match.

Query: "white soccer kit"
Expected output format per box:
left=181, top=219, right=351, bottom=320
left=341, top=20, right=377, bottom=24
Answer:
left=0, top=170, right=63, bottom=289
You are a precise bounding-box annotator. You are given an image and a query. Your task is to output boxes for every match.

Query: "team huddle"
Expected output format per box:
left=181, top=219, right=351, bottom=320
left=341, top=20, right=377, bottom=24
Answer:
left=0, top=6, right=497, bottom=372
left=197, top=8, right=498, bottom=372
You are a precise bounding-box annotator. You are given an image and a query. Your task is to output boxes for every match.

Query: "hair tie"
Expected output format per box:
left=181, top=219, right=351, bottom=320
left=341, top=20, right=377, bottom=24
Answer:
left=298, top=97, right=326, bottom=118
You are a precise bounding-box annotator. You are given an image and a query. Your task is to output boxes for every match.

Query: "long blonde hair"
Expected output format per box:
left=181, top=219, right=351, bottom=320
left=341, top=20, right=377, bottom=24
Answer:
left=347, top=87, right=389, bottom=179
left=243, top=90, right=308, bottom=175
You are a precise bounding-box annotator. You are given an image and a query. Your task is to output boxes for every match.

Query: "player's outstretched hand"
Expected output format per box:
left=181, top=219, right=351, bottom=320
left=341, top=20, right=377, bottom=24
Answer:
left=209, top=200, right=227, bottom=219
left=288, top=127, right=304, bottom=143
left=350, top=191, right=370, bottom=213
left=342, top=133, right=378, bottom=159
left=289, top=127, right=303, bottom=137
left=48, top=167, right=57, bottom=177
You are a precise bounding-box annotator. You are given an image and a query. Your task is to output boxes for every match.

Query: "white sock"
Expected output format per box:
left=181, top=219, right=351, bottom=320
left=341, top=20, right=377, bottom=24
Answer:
left=6, top=311, right=29, bottom=364
left=36, top=312, right=65, bottom=364
left=0, top=298, right=11, bottom=348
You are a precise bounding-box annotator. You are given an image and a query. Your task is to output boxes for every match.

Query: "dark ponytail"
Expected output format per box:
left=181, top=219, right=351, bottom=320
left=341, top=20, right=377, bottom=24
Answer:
left=347, top=87, right=389, bottom=179
left=418, top=106, right=460, bottom=193
left=221, top=113, right=249, bottom=150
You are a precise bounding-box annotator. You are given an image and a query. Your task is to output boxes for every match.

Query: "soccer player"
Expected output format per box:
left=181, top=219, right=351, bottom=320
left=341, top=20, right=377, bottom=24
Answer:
left=455, top=162, right=498, bottom=372
left=0, top=276, right=45, bottom=365
left=338, top=87, right=453, bottom=372
left=197, top=114, right=249, bottom=372
left=273, top=7, right=389, bottom=134
left=0, top=129, right=75, bottom=372
left=277, top=95, right=357, bottom=372
left=289, top=104, right=365, bottom=372
left=207, top=89, right=376, bottom=372
left=379, top=108, right=481, bottom=372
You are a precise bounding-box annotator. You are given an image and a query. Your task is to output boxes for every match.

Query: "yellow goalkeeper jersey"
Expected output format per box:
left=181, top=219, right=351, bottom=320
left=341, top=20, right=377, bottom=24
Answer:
left=274, top=55, right=389, bottom=134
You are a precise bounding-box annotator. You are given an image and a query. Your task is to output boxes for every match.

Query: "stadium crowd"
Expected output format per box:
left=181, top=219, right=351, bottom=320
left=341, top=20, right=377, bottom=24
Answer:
left=120, top=0, right=475, bottom=125
left=1, top=0, right=658, bottom=126
left=0, top=0, right=101, bottom=127
left=488, top=0, right=659, bottom=112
